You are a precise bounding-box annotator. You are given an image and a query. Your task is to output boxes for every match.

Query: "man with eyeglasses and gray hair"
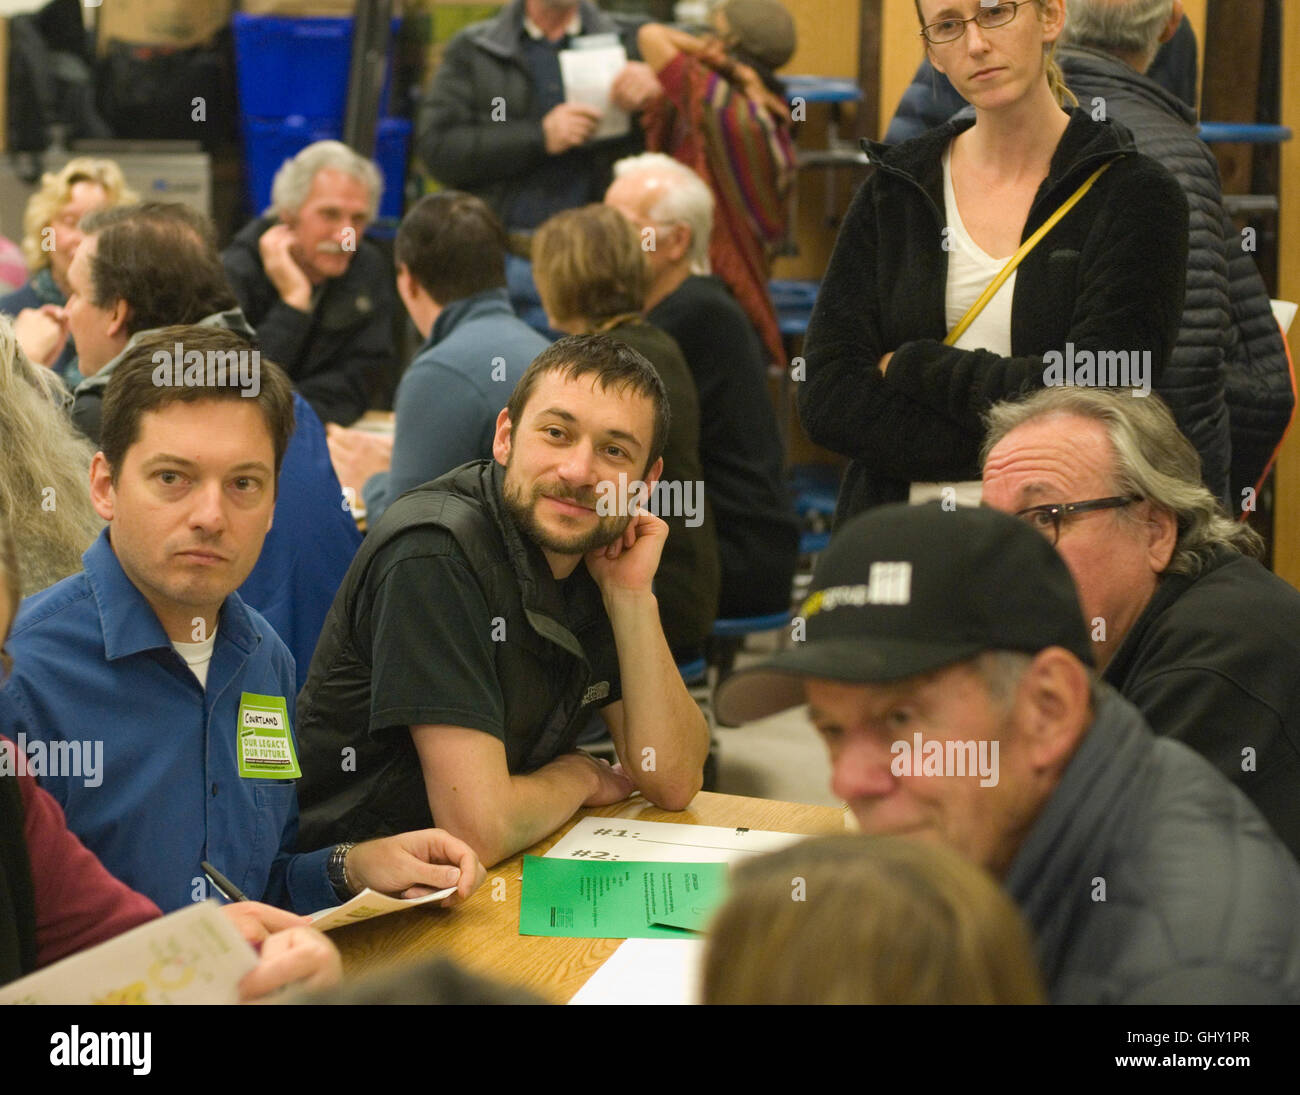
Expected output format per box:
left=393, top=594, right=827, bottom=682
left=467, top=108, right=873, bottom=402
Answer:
left=223, top=141, right=398, bottom=426
left=1058, top=0, right=1292, bottom=507
left=982, top=386, right=1300, bottom=859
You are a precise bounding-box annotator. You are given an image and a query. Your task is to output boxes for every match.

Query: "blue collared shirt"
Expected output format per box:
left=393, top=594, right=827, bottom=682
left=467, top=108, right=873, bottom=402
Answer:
left=0, top=529, right=335, bottom=914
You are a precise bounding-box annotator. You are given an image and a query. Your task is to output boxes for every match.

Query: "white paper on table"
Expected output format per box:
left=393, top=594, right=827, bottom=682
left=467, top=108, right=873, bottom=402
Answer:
left=309, top=886, right=456, bottom=932
left=0, top=900, right=257, bottom=1005
left=569, top=938, right=705, bottom=1005
left=1271, top=299, right=1297, bottom=335
left=546, top=816, right=805, bottom=865
left=559, top=37, right=631, bottom=141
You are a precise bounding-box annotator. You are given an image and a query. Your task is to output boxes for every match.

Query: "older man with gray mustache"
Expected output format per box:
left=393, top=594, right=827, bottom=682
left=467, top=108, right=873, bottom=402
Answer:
left=222, top=141, right=398, bottom=426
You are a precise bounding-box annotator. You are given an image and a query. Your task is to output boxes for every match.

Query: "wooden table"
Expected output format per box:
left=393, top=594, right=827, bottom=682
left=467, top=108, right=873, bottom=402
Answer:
left=332, top=792, right=847, bottom=1002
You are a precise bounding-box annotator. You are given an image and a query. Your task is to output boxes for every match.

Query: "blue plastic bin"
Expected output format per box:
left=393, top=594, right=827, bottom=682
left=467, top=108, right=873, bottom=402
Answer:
left=233, top=14, right=398, bottom=124
left=243, top=115, right=412, bottom=222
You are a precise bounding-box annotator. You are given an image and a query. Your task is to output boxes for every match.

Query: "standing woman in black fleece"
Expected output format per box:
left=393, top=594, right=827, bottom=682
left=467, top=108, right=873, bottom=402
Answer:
left=800, top=0, right=1189, bottom=525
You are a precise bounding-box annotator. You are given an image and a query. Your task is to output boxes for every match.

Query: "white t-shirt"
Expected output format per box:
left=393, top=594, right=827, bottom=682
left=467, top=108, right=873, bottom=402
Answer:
left=941, top=142, right=1017, bottom=356
left=909, top=143, right=1016, bottom=509
left=172, top=633, right=217, bottom=689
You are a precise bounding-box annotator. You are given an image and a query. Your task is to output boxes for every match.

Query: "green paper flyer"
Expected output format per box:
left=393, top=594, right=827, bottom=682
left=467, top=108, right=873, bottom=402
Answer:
left=520, top=857, right=727, bottom=939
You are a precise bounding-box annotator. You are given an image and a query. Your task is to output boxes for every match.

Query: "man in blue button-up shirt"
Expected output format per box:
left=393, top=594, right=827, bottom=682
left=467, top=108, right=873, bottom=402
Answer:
left=0, top=325, right=482, bottom=914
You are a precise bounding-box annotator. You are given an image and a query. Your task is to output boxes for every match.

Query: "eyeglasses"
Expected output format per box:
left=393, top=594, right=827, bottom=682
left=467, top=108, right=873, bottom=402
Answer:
left=920, top=1, right=1030, bottom=45
left=1014, top=496, right=1142, bottom=546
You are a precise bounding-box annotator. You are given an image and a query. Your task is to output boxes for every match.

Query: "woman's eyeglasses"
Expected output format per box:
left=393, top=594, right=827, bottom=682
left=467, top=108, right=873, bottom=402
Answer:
left=921, top=1, right=1030, bottom=45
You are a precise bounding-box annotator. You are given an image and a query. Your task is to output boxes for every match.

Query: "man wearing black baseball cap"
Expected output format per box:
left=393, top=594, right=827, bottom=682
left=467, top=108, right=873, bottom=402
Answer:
left=717, top=504, right=1300, bottom=1004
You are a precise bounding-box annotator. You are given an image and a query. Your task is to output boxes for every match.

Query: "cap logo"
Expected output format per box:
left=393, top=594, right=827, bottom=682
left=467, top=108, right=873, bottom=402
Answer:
left=803, top=562, right=912, bottom=617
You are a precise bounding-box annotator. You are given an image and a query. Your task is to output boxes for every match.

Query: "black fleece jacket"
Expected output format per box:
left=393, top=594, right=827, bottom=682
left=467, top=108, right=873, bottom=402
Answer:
left=800, top=108, right=1189, bottom=526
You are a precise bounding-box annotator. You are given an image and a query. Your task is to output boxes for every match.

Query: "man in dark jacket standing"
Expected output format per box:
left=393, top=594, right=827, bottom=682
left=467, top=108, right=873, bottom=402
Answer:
left=983, top=387, right=1300, bottom=861
left=1061, top=0, right=1293, bottom=503
left=416, top=0, right=660, bottom=265
left=222, top=141, right=397, bottom=426
left=715, top=504, right=1300, bottom=1004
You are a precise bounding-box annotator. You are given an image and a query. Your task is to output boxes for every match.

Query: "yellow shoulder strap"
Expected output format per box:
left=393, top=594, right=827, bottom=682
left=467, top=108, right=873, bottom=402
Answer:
left=944, top=160, right=1114, bottom=348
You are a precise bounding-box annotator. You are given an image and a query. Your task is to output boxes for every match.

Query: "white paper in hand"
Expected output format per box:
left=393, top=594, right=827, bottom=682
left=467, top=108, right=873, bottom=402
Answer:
left=309, top=886, right=456, bottom=932
left=559, top=37, right=631, bottom=141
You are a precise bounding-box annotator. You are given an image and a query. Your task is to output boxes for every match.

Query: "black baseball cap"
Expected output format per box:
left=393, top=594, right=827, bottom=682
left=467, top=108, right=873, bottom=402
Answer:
left=713, top=503, right=1094, bottom=726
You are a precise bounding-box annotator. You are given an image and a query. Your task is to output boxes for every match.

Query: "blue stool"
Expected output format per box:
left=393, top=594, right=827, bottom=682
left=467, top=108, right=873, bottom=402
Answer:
left=677, top=657, right=708, bottom=686
left=781, top=76, right=863, bottom=105
left=791, top=466, right=840, bottom=548
left=711, top=612, right=791, bottom=639
left=770, top=278, right=820, bottom=333
left=800, top=531, right=831, bottom=555
left=790, top=466, right=841, bottom=510
left=1199, top=123, right=1292, bottom=144
left=795, top=489, right=837, bottom=523
left=769, top=279, right=820, bottom=310
left=708, top=611, right=792, bottom=683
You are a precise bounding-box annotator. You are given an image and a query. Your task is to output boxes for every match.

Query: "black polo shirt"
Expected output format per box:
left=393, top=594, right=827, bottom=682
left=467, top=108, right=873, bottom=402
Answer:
left=294, top=461, right=622, bottom=849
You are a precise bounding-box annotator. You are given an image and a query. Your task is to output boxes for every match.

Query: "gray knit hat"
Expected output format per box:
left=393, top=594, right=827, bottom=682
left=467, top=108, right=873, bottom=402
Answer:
left=717, top=0, right=796, bottom=71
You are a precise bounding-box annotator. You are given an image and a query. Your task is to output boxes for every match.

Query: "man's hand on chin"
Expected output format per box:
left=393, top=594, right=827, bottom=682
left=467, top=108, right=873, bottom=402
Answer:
left=258, top=223, right=313, bottom=312
left=584, top=508, right=668, bottom=602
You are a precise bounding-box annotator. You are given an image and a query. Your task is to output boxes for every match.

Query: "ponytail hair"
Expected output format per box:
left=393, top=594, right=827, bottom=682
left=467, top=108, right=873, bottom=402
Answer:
left=1045, top=39, right=1079, bottom=108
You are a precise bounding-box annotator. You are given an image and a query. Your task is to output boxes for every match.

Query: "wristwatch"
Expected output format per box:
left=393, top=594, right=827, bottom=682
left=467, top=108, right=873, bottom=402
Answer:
left=327, top=841, right=356, bottom=903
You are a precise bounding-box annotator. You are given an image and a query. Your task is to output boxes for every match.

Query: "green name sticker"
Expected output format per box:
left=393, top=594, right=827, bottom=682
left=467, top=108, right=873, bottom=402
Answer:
left=236, top=693, right=301, bottom=779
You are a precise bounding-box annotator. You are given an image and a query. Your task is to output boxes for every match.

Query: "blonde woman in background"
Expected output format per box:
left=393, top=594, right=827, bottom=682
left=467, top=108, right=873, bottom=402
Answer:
left=532, top=204, right=720, bottom=662
left=0, top=317, right=102, bottom=597
left=702, top=834, right=1046, bottom=1004
left=1, top=158, right=136, bottom=385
